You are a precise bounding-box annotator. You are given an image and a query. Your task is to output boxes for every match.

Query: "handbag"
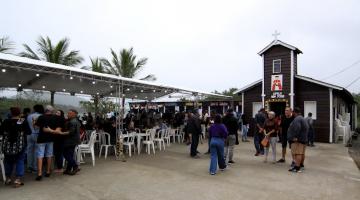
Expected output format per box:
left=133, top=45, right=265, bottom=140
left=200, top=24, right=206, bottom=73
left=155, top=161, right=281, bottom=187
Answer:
left=261, top=130, right=269, bottom=147
left=261, top=136, right=269, bottom=147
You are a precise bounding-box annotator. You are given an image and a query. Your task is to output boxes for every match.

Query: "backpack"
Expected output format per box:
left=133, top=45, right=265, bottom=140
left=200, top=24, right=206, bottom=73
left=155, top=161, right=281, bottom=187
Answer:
left=1, top=119, right=26, bottom=155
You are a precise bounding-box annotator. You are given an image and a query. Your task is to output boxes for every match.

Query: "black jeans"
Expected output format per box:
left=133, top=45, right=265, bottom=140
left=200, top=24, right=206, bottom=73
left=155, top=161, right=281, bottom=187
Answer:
left=190, top=134, right=199, bottom=157
left=63, top=145, right=77, bottom=171
left=53, top=139, right=64, bottom=169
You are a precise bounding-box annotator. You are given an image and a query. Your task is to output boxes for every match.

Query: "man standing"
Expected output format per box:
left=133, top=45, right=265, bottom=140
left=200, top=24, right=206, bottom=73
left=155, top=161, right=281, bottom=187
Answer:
left=277, top=107, right=294, bottom=163
left=222, top=109, right=239, bottom=164
left=35, top=105, right=61, bottom=180
left=287, top=107, right=309, bottom=173
left=26, top=104, right=44, bottom=173
left=306, top=112, right=315, bottom=147
left=254, top=108, right=266, bottom=156
left=63, top=109, right=81, bottom=175
left=187, top=110, right=202, bottom=158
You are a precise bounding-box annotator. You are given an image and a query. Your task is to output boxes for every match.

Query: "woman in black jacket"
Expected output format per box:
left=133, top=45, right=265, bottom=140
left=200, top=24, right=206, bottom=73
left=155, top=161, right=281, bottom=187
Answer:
left=1, top=107, right=27, bottom=187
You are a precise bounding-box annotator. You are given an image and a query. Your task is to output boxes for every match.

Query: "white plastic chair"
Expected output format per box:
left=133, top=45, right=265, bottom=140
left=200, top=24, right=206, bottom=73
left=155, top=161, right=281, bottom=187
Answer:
left=200, top=124, right=206, bottom=144
left=0, top=153, right=5, bottom=183
left=99, top=132, right=116, bottom=159
left=174, top=128, right=183, bottom=143
left=78, top=131, right=97, bottom=166
left=154, top=129, right=166, bottom=151
left=142, top=129, right=156, bottom=155
left=123, top=133, right=136, bottom=157
left=163, top=128, right=171, bottom=146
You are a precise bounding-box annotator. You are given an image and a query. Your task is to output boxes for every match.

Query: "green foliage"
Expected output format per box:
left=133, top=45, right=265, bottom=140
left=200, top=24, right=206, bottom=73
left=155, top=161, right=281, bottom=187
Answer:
left=0, top=96, right=49, bottom=118
left=19, top=36, right=83, bottom=66
left=204, top=87, right=239, bottom=101
left=101, top=47, right=156, bottom=80
left=79, top=97, right=117, bottom=114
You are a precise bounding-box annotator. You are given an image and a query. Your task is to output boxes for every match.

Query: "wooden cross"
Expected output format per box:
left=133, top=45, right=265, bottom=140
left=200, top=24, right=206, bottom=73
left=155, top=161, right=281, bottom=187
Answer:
left=272, top=30, right=280, bottom=40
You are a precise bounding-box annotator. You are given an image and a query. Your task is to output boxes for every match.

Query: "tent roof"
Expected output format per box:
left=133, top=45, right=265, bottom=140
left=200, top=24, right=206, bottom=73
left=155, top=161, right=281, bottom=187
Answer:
left=0, top=53, right=229, bottom=100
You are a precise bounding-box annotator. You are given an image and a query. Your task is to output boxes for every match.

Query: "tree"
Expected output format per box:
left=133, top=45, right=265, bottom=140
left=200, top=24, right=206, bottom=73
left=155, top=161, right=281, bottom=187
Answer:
left=19, top=36, right=84, bottom=105
left=82, top=57, right=105, bottom=73
left=0, top=36, right=14, bottom=53
left=101, top=47, right=156, bottom=81
left=81, top=57, right=107, bottom=114
left=101, top=47, right=156, bottom=116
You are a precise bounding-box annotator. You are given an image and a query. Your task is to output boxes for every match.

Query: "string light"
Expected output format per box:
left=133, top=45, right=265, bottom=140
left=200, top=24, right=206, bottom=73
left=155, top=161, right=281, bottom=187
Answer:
left=42, top=85, right=46, bottom=89
left=92, top=81, right=96, bottom=84
left=80, top=91, right=83, bottom=94
left=70, top=76, right=73, bottom=80
left=1, top=69, right=5, bottom=72
left=36, top=73, right=40, bottom=77
left=18, top=84, right=22, bottom=87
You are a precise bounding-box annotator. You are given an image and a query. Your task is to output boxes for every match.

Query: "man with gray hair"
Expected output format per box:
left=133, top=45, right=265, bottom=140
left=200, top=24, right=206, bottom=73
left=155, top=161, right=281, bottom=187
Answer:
left=63, top=109, right=81, bottom=175
left=35, top=105, right=62, bottom=180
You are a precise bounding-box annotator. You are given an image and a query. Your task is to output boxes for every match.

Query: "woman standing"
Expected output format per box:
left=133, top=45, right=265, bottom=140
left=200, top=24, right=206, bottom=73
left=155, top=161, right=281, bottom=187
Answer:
left=53, top=109, right=66, bottom=173
left=0, top=107, right=27, bottom=187
left=263, top=111, right=278, bottom=163
left=208, top=114, right=228, bottom=175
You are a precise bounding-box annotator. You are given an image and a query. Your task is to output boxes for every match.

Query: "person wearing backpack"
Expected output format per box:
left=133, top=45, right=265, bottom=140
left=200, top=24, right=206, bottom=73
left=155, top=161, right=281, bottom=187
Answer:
left=0, top=107, right=27, bottom=187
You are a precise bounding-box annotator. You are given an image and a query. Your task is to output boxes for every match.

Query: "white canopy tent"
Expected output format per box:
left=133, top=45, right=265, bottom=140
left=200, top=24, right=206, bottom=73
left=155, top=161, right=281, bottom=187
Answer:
left=0, top=53, right=228, bottom=100
left=0, top=53, right=229, bottom=130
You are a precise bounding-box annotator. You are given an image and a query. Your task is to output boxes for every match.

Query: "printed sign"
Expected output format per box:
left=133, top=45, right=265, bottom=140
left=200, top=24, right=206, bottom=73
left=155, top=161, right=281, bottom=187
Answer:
left=271, top=74, right=283, bottom=91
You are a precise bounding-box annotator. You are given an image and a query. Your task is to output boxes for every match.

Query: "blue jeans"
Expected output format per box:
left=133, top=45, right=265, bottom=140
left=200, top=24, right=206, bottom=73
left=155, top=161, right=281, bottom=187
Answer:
left=4, top=150, right=26, bottom=178
left=242, top=125, right=248, bottom=141
left=209, top=137, right=226, bottom=174
left=27, top=134, right=38, bottom=170
left=254, top=134, right=264, bottom=154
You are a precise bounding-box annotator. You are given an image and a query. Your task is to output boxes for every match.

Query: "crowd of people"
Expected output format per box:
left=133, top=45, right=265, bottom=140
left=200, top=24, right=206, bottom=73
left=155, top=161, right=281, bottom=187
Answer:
left=0, top=105, right=82, bottom=187
left=0, top=104, right=316, bottom=187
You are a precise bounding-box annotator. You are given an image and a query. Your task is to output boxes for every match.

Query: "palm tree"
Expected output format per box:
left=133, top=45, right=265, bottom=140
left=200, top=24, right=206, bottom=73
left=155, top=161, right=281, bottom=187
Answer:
left=0, top=36, right=14, bottom=53
left=81, top=57, right=106, bottom=113
left=19, top=36, right=84, bottom=105
left=82, top=57, right=105, bottom=73
left=101, top=47, right=156, bottom=81
left=101, top=47, right=156, bottom=118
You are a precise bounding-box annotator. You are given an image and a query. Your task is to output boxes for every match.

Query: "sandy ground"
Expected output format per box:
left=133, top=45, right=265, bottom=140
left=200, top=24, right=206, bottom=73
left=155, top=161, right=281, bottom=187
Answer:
left=0, top=139, right=359, bottom=200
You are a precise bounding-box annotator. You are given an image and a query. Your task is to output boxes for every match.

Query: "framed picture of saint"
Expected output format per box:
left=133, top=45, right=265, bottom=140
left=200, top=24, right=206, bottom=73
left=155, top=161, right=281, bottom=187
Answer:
left=271, top=74, right=283, bottom=91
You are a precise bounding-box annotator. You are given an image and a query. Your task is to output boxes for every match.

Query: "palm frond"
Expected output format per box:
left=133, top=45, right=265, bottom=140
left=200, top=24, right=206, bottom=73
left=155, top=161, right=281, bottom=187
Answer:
left=0, top=36, right=14, bottom=53
left=139, top=74, right=156, bottom=81
left=19, top=44, right=40, bottom=60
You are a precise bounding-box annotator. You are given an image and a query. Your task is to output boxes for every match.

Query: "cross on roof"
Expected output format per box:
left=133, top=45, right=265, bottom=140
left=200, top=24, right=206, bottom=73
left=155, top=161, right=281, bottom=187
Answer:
left=272, top=30, right=280, bottom=40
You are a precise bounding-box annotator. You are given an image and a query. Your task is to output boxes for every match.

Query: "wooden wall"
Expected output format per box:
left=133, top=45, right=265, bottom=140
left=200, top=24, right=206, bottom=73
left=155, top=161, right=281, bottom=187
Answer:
left=294, top=78, right=330, bottom=143
left=243, top=83, right=262, bottom=136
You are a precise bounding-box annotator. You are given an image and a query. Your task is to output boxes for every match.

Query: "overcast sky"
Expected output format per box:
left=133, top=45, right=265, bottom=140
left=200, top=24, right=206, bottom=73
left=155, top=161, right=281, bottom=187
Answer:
left=2, top=0, right=360, bottom=93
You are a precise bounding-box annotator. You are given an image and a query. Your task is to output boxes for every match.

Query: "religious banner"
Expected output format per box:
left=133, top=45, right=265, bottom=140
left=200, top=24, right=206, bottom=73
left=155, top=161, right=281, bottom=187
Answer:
left=271, top=74, right=283, bottom=91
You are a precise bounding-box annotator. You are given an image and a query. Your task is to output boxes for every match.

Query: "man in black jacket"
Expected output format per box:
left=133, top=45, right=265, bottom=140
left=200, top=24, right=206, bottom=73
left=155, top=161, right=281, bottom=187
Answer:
left=186, top=110, right=202, bottom=158
left=63, top=109, right=81, bottom=175
left=287, top=107, right=308, bottom=173
left=223, top=109, right=239, bottom=164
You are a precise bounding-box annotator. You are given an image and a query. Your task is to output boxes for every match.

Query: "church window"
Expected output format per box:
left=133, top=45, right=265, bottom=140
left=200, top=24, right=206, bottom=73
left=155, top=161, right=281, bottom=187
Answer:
left=273, top=59, right=281, bottom=73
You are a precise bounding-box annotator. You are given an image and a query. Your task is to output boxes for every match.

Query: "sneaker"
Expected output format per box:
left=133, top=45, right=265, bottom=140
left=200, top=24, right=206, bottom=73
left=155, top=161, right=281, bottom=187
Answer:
left=300, top=164, right=305, bottom=170
left=210, top=172, right=216, bottom=175
left=45, top=173, right=51, bottom=178
left=228, top=160, right=235, bottom=164
left=290, top=161, right=295, bottom=168
left=254, top=153, right=259, bottom=156
left=220, top=167, right=226, bottom=171
left=289, top=167, right=302, bottom=173
left=277, top=158, right=285, bottom=163
left=69, top=167, right=81, bottom=175
left=191, top=155, right=201, bottom=159
left=35, top=176, right=42, bottom=181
